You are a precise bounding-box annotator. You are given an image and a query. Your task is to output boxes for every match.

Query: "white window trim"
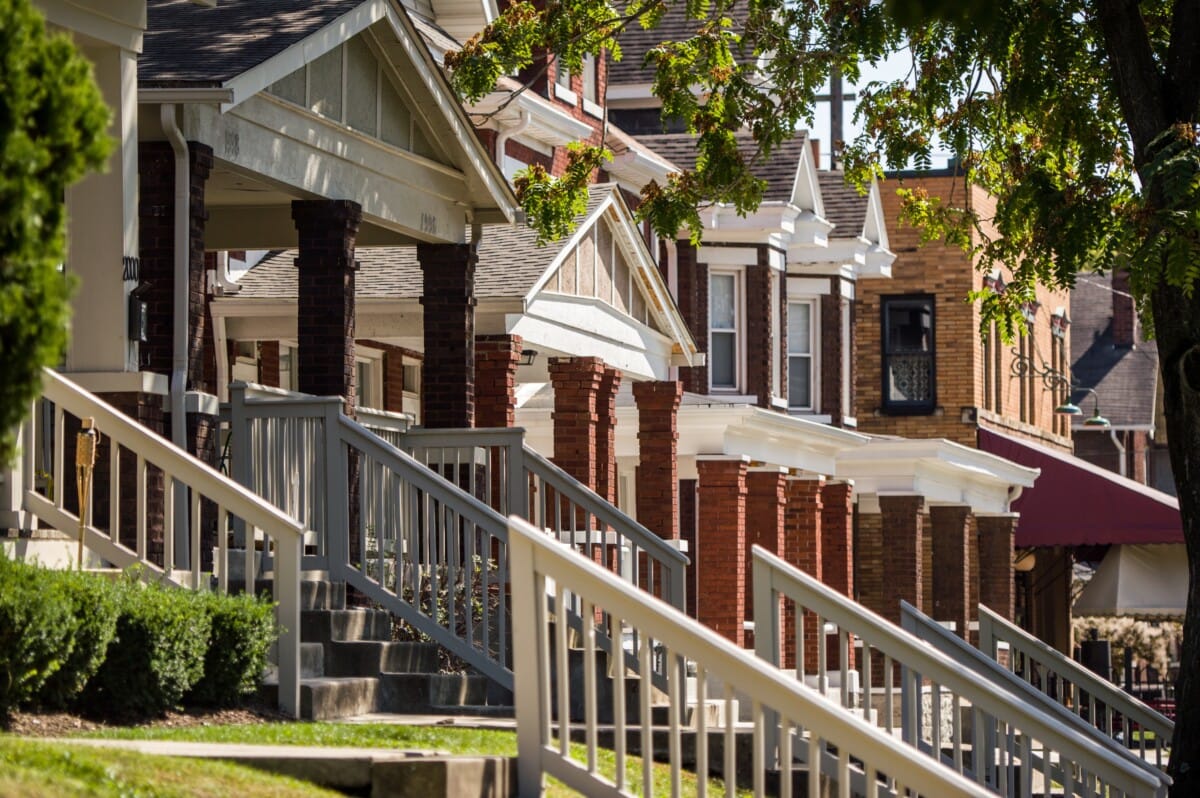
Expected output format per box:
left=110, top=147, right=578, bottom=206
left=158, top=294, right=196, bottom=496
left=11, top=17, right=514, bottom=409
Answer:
left=787, top=297, right=820, bottom=412
left=355, top=348, right=384, bottom=409
left=708, top=269, right=745, bottom=393
left=553, top=82, right=578, bottom=105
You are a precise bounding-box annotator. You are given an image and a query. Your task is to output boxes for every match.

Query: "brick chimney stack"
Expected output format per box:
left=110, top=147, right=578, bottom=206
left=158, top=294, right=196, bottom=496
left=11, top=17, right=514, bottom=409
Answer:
left=1111, top=269, right=1137, bottom=347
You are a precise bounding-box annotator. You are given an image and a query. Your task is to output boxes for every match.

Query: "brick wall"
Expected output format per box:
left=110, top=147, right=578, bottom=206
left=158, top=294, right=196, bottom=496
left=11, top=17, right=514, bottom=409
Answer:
left=258, top=341, right=281, bottom=388
left=475, top=335, right=522, bottom=429
left=785, top=476, right=825, bottom=671
left=633, top=380, right=683, bottom=541
left=978, top=514, right=1017, bottom=620
left=746, top=469, right=787, bottom=654
left=596, top=367, right=621, bottom=503
left=1111, top=269, right=1137, bottom=347
left=418, top=243, right=477, bottom=428
left=292, top=199, right=362, bottom=413
left=746, top=260, right=774, bottom=408
left=930, top=504, right=972, bottom=639
left=548, top=357, right=605, bottom=492
left=675, top=241, right=708, bottom=393
left=696, top=457, right=748, bottom=646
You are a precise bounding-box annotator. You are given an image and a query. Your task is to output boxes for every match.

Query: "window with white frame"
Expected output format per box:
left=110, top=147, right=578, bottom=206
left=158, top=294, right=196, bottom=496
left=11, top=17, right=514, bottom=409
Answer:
left=709, top=272, right=740, bottom=390
left=581, top=54, right=598, bottom=103
left=788, top=299, right=817, bottom=410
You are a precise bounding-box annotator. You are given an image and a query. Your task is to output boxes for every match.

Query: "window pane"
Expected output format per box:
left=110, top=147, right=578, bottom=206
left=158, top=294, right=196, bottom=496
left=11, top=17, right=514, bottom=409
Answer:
left=710, top=274, right=735, bottom=330
left=789, top=356, right=811, bottom=408
left=582, top=54, right=597, bottom=101
left=309, top=45, right=343, bottom=120
left=886, top=301, right=932, bottom=352
left=268, top=68, right=306, bottom=106
left=887, top=353, right=933, bottom=402
left=556, top=62, right=571, bottom=87
left=788, top=302, right=811, bottom=355
left=380, top=78, right=412, bottom=150
left=710, top=331, right=736, bottom=387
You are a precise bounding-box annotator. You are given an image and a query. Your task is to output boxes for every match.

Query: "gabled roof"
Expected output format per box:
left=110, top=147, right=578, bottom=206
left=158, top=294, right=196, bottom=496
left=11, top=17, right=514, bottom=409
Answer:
left=142, top=0, right=365, bottom=86
left=1070, top=274, right=1158, bottom=429
left=817, top=173, right=869, bottom=238
left=635, top=130, right=812, bottom=203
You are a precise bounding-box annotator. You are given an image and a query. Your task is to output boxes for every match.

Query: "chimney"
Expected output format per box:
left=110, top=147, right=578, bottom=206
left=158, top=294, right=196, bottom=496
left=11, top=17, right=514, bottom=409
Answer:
left=1111, top=269, right=1137, bottom=347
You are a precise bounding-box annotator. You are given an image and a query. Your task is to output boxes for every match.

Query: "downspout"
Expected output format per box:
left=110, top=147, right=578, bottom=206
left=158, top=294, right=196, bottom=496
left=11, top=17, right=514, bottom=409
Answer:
left=493, top=110, right=532, bottom=171
left=161, top=104, right=189, bottom=453
left=1110, top=429, right=1128, bottom=478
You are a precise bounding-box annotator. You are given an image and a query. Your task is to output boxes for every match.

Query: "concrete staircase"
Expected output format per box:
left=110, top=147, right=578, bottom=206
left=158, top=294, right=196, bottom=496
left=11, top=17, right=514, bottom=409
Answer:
left=258, top=579, right=513, bottom=721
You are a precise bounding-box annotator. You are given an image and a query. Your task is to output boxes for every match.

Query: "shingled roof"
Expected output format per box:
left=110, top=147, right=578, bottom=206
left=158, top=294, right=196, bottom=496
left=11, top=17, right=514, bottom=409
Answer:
left=1069, top=274, right=1159, bottom=429
left=634, top=130, right=810, bottom=203
left=236, top=186, right=615, bottom=301
left=817, top=172, right=870, bottom=239
left=608, top=2, right=750, bottom=85
left=142, top=0, right=365, bottom=85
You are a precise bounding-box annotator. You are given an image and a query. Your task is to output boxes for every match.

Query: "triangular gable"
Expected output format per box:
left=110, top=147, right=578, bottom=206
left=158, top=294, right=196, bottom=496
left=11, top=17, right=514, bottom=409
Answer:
left=862, top=179, right=890, bottom=250
left=526, top=188, right=701, bottom=365
left=218, top=0, right=516, bottom=221
left=789, top=137, right=825, bottom=217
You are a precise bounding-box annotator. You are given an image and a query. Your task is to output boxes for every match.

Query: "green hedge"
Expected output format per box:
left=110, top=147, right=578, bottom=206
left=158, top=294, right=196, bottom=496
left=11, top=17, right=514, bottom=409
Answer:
left=188, top=591, right=277, bottom=707
left=0, top=556, right=77, bottom=714
left=0, top=556, right=279, bottom=719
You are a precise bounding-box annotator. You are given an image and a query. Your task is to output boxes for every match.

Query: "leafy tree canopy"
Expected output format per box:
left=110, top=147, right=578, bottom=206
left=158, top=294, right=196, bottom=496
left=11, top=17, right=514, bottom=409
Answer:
left=450, top=0, right=1200, bottom=791
left=0, top=0, right=110, bottom=463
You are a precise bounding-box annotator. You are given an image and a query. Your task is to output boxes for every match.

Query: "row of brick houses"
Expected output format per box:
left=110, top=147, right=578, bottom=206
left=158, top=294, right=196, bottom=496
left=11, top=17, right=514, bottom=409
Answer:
left=8, top=0, right=1175, bottom=669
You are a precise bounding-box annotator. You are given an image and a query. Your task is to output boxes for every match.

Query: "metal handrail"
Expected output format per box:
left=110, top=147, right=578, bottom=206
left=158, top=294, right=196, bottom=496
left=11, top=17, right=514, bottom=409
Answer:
left=901, top=602, right=1170, bottom=790
left=28, top=370, right=306, bottom=717
left=509, top=516, right=991, bottom=798
left=752, top=545, right=1163, bottom=798
left=979, top=604, right=1174, bottom=767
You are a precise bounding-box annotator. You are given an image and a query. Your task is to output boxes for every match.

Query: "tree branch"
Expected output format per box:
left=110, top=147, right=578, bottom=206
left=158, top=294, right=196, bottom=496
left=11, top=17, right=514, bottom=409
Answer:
left=1166, top=0, right=1200, bottom=121
left=1093, top=0, right=1169, bottom=161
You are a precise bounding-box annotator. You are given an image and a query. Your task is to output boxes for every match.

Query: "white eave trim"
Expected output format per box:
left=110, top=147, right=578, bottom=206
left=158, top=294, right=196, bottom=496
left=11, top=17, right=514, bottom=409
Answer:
left=139, top=87, right=235, bottom=104
left=608, top=147, right=677, bottom=189
left=471, top=89, right=593, bottom=146
left=837, top=437, right=1041, bottom=489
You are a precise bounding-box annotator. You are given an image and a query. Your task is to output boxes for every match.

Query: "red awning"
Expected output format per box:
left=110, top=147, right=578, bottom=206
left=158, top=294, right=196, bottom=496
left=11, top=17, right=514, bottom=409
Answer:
left=978, top=428, right=1182, bottom=547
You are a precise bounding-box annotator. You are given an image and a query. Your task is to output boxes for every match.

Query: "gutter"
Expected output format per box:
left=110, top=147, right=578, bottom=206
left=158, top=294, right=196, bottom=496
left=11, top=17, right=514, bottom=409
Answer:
left=493, top=110, right=532, bottom=171
left=162, top=104, right=190, bottom=568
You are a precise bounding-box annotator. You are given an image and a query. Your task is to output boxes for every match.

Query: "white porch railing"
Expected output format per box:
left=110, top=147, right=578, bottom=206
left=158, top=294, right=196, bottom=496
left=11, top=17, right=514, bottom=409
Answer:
left=901, top=602, right=1170, bottom=792
left=508, top=516, right=991, bottom=798
left=751, top=546, right=1164, bottom=798
left=16, top=370, right=306, bottom=716
left=979, top=604, right=1174, bottom=768
left=223, top=386, right=688, bottom=693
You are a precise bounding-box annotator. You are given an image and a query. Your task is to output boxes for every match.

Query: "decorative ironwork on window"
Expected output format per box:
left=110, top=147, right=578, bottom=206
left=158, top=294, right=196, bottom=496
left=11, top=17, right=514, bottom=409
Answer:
left=882, top=295, right=935, bottom=413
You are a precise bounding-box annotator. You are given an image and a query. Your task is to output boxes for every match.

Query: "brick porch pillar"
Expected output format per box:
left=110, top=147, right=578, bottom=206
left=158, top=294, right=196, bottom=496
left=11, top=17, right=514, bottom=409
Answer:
left=418, top=243, right=478, bottom=428
left=292, top=199, right=362, bottom=413
left=547, top=357, right=605, bottom=492
left=785, top=475, right=824, bottom=671
left=858, top=494, right=924, bottom=625
left=746, top=468, right=787, bottom=656
left=821, top=480, right=855, bottom=602
left=475, top=334, right=522, bottom=429
left=595, top=366, right=622, bottom=504
left=930, top=504, right=972, bottom=639
left=978, top=513, right=1018, bottom=620
left=632, top=380, right=683, bottom=541
left=696, top=455, right=749, bottom=646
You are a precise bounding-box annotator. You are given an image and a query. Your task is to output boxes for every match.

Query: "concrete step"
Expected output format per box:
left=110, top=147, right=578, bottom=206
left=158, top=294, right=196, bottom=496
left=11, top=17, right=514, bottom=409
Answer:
left=300, top=677, right=380, bottom=721
left=326, top=640, right=442, bottom=677
left=377, top=673, right=512, bottom=715
left=228, top=578, right=346, bottom=611
left=301, top=608, right=392, bottom=645
left=301, top=643, right=325, bottom=679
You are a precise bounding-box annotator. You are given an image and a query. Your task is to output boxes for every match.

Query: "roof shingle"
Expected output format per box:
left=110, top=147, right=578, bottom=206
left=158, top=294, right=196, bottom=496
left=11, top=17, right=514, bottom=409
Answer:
left=634, top=130, right=809, bottom=202
left=817, top=172, right=869, bottom=239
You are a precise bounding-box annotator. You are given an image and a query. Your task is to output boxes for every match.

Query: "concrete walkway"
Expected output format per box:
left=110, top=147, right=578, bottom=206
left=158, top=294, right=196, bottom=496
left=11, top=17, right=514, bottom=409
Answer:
left=47, top=738, right=517, bottom=797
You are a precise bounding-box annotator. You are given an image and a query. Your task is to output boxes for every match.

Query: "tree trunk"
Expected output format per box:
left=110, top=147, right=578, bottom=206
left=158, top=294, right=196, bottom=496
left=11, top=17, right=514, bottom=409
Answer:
left=1150, top=282, right=1200, bottom=796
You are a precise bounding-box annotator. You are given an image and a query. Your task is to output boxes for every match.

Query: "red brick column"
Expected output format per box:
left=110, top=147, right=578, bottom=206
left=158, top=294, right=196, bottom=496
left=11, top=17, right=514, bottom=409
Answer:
left=785, top=475, right=824, bottom=671
left=874, top=494, right=924, bottom=624
left=821, top=480, right=855, bottom=601
left=930, top=504, right=972, bottom=639
left=258, top=341, right=281, bottom=387
left=475, top=334, right=522, bottom=429
left=595, top=367, right=622, bottom=504
left=548, top=357, right=606, bottom=493
left=418, top=243, right=478, bottom=428
left=922, top=511, right=933, bottom=614
left=696, top=456, right=749, bottom=646
left=632, top=380, right=683, bottom=540
left=746, top=468, right=787, bottom=654
left=977, top=513, right=1017, bottom=620
left=292, top=199, right=362, bottom=414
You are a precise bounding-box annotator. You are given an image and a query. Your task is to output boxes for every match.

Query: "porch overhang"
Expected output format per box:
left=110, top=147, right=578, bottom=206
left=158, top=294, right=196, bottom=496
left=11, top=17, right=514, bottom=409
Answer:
left=838, top=437, right=1040, bottom=515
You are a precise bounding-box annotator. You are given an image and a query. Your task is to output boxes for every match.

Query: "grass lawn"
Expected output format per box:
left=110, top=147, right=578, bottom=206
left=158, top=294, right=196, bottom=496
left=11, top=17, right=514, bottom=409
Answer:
left=82, top=721, right=751, bottom=796
left=0, top=735, right=340, bottom=797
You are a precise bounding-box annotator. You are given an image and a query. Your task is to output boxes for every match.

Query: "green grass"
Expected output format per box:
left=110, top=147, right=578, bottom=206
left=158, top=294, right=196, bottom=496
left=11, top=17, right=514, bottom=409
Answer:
left=81, top=721, right=751, bottom=796
left=0, top=735, right=340, bottom=797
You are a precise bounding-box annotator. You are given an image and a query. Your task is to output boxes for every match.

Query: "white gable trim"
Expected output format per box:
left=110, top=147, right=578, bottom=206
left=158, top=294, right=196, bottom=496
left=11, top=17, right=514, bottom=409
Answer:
left=789, top=137, right=825, bottom=218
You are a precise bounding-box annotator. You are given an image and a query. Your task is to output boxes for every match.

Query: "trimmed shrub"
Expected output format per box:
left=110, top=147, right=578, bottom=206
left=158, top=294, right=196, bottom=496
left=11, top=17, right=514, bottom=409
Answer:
left=37, top=569, right=119, bottom=709
left=85, top=581, right=212, bottom=718
left=188, top=592, right=277, bottom=707
left=0, top=556, right=77, bottom=715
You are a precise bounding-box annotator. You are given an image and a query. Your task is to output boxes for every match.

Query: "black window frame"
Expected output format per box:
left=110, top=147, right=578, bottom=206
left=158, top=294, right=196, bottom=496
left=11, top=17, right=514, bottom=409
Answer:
left=881, top=294, right=937, bottom=415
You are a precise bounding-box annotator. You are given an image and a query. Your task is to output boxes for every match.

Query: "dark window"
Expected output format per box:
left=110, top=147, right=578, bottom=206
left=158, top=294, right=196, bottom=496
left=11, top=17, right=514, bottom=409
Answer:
left=882, top=295, right=935, bottom=413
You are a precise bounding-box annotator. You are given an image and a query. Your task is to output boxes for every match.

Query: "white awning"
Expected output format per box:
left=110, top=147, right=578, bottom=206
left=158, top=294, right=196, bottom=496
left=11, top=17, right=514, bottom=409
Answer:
left=1074, top=544, right=1187, bottom=619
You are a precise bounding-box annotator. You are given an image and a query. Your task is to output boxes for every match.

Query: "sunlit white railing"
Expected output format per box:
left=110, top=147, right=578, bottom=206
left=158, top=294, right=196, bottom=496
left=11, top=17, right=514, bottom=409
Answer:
left=901, top=602, right=1170, bottom=792
left=509, top=516, right=991, bottom=798
left=18, top=370, right=305, bottom=716
left=979, top=604, right=1174, bottom=769
left=751, top=546, right=1163, bottom=798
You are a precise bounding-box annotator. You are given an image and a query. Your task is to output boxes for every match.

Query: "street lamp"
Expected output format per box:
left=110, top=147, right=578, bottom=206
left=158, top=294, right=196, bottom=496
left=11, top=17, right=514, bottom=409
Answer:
left=1055, top=387, right=1109, bottom=428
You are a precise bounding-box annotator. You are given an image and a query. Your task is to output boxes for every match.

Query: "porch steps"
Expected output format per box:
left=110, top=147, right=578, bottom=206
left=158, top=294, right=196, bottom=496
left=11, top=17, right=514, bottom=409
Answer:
left=256, top=578, right=514, bottom=721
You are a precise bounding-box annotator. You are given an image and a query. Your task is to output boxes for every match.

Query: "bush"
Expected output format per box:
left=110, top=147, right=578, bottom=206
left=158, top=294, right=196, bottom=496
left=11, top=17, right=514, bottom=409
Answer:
left=85, top=580, right=212, bottom=718
left=188, top=592, right=277, bottom=707
left=37, top=569, right=119, bottom=709
left=0, top=556, right=77, bottom=715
